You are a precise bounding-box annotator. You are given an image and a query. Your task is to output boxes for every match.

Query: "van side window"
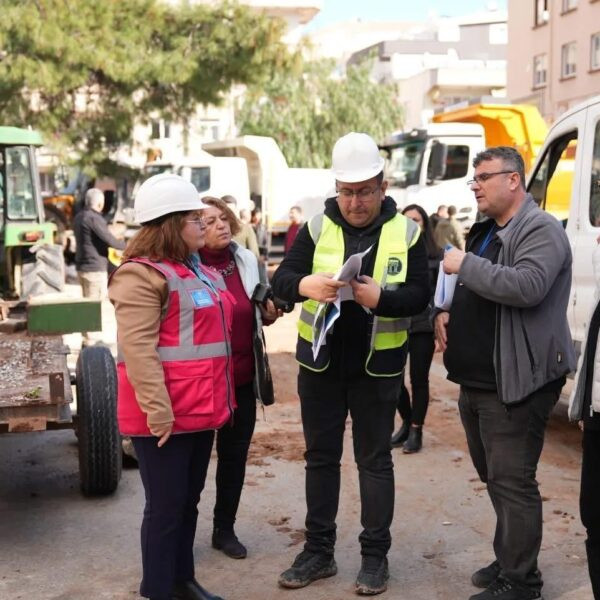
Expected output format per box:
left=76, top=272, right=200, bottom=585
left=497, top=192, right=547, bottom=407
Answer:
left=590, top=121, right=600, bottom=227
left=529, top=131, right=577, bottom=227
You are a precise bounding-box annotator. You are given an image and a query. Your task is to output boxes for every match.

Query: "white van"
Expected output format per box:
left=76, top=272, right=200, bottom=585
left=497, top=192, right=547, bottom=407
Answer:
left=525, top=94, right=600, bottom=352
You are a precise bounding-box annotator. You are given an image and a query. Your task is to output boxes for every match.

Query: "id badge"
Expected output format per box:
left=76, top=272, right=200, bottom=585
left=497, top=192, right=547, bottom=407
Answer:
left=189, top=288, right=214, bottom=308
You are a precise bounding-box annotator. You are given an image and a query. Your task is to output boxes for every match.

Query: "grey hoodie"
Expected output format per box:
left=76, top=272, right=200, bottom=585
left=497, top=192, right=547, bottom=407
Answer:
left=459, top=194, right=576, bottom=405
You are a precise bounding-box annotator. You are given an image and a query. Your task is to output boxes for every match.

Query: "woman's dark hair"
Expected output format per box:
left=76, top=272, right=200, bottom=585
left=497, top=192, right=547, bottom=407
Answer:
left=402, top=203, right=441, bottom=259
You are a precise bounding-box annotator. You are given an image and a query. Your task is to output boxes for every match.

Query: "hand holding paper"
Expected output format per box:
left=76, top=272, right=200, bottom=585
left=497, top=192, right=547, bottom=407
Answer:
left=350, top=275, right=381, bottom=309
left=443, top=247, right=466, bottom=274
left=299, top=272, right=347, bottom=303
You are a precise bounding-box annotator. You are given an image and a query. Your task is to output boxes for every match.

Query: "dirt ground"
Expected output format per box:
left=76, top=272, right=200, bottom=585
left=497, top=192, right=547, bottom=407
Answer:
left=0, top=306, right=593, bottom=599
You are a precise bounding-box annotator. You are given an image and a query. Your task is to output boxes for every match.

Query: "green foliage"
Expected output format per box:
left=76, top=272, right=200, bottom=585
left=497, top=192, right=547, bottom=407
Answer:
left=0, top=0, right=289, bottom=175
left=237, top=57, right=403, bottom=168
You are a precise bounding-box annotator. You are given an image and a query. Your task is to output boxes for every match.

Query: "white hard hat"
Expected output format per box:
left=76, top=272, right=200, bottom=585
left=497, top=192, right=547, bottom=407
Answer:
left=135, top=173, right=208, bottom=224
left=332, top=132, right=385, bottom=183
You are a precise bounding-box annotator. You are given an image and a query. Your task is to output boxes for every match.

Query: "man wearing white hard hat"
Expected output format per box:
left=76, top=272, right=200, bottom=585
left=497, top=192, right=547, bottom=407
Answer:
left=109, top=173, right=232, bottom=600
left=272, top=132, right=430, bottom=595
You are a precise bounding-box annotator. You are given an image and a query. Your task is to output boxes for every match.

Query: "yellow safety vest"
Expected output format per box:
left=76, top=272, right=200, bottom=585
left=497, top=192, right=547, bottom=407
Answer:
left=296, top=212, right=420, bottom=376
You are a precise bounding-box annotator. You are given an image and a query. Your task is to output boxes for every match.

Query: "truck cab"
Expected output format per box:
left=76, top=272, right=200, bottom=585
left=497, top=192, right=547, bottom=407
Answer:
left=380, top=123, right=484, bottom=227
left=526, top=95, right=600, bottom=350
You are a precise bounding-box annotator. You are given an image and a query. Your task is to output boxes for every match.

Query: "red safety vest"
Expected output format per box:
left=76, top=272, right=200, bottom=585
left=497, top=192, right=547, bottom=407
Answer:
left=113, top=257, right=235, bottom=436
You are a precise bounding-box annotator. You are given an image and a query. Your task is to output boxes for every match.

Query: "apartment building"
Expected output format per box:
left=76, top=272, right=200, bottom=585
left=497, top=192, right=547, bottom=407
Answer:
left=507, top=0, right=600, bottom=122
left=349, top=10, right=507, bottom=129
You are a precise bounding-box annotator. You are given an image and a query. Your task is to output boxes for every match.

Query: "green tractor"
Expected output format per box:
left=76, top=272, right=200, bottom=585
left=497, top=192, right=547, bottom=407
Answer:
left=0, top=126, right=121, bottom=496
left=0, top=126, right=64, bottom=298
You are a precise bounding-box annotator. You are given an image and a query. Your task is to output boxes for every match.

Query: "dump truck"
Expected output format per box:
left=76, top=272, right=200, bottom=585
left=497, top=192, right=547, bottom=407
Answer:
left=379, top=100, right=564, bottom=228
left=0, top=126, right=121, bottom=496
left=202, top=135, right=334, bottom=259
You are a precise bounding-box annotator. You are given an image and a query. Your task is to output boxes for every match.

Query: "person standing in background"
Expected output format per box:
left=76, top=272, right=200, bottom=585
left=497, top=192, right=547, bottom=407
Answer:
left=429, top=204, right=448, bottom=231
left=433, top=205, right=464, bottom=250
left=391, top=204, right=443, bottom=454
left=73, top=187, right=126, bottom=346
left=284, top=205, right=303, bottom=255
left=222, top=195, right=259, bottom=258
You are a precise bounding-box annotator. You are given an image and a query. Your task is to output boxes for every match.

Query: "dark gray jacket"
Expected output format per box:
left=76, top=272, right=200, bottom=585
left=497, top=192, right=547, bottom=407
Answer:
left=73, top=208, right=126, bottom=272
left=459, top=194, right=576, bottom=405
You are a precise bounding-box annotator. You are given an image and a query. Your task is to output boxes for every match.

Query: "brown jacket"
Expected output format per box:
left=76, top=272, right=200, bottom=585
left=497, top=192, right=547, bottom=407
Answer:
left=108, top=262, right=173, bottom=428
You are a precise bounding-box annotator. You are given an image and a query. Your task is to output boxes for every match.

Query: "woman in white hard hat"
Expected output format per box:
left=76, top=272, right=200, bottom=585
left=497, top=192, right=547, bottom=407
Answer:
left=198, top=196, right=279, bottom=560
left=109, top=173, right=233, bottom=600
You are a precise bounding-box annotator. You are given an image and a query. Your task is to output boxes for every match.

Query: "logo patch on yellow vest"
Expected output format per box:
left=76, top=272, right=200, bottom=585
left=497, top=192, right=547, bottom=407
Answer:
left=387, top=257, right=402, bottom=275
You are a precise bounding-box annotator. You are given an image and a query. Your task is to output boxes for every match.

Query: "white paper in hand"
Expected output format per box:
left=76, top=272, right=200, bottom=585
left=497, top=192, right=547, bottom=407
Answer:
left=434, top=261, right=458, bottom=310
left=311, top=245, right=374, bottom=360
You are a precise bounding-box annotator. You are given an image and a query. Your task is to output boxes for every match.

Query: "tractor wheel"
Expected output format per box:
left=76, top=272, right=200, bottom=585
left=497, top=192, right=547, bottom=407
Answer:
left=20, top=244, right=65, bottom=298
left=44, top=204, right=68, bottom=245
left=76, top=346, right=121, bottom=496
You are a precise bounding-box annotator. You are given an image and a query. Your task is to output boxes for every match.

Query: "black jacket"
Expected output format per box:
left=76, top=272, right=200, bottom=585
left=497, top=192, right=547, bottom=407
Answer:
left=271, top=196, right=430, bottom=378
left=73, top=208, right=126, bottom=272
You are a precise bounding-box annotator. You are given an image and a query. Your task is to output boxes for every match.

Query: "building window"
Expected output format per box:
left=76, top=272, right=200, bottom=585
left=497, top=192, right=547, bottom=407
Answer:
left=535, top=0, right=549, bottom=26
left=561, top=42, right=577, bottom=78
left=533, top=54, right=548, bottom=87
left=150, top=120, right=160, bottom=139
left=592, top=32, right=600, bottom=71
left=562, top=0, right=577, bottom=11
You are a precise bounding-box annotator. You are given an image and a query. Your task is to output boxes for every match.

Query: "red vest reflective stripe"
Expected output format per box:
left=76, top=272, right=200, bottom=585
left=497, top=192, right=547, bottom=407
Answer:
left=113, top=257, right=235, bottom=436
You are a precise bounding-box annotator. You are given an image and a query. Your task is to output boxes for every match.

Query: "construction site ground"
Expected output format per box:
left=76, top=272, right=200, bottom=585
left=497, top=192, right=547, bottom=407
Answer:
left=0, top=298, right=592, bottom=599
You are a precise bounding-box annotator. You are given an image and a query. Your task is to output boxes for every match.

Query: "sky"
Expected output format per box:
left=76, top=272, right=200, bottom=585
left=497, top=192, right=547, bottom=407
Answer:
left=304, top=0, right=507, bottom=31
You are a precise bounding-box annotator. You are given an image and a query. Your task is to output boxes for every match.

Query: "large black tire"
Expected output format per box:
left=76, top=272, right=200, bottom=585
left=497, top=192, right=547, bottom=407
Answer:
left=43, top=204, right=68, bottom=243
left=76, top=346, right=121, bottom=495
left=20, top=244, right=65, bottom=298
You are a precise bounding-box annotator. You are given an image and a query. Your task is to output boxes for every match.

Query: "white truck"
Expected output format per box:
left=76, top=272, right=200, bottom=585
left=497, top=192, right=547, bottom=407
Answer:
left=379, top=102, right=549, bottom=229
left=138, top=150, right=252, bottom=211
left=525, top=94, right=600, bottom=353
left=202, top=135, right=334, bottom=258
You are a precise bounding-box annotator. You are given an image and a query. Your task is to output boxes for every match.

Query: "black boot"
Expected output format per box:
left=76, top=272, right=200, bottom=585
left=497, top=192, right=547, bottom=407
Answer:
left=586, top=539, right=600, bottom=599
left=402, top=426, right=422, bottom=454
left=171, top=579, right=225, bottom=600
left=390, top=421, right=409, bottom=447
left=212, top=527, right=247, bottom=559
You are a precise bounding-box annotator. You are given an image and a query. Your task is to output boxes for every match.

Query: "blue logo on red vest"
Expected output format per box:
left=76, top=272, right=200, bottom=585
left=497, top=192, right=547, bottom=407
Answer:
left=189, top=288, right=214, bottom=308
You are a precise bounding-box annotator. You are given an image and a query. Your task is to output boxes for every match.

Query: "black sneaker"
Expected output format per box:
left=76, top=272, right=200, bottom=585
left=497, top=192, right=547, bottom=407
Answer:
left=278, top=550, right=337, bottom=589
left=472, top=560, right=501, bottom=588
left=469, top=576, right=543, bottom=600
left=355, top=555, right=389, bottom=596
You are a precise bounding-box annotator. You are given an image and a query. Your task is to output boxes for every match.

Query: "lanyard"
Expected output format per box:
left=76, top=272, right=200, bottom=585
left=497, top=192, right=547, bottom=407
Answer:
left=188, top=254, right=218, bottom=294
left=477, top=223, right=497, bottom=257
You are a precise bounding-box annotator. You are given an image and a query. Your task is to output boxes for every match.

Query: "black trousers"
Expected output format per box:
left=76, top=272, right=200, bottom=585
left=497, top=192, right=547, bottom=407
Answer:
left=214, top=381, right=257, bottom=530
left=397, top=332, right=435, bottom=426
left=132, top=431, right=214, bottom=599
left=581, top=428, right=600, bottom=599
left=298, top=368, right=400, bottom=558
left=458, top=386, right=558, bottom=590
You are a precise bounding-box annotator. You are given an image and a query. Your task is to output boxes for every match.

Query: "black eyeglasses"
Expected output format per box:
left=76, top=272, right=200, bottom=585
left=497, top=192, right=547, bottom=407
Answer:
left=466, top=170, right=516, bottom=186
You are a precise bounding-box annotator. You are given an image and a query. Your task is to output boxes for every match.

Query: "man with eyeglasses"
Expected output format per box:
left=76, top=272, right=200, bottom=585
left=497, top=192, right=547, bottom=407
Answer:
left=434, top=146, right=576, bottom=600
left=272, top=132, right=430, bottom=595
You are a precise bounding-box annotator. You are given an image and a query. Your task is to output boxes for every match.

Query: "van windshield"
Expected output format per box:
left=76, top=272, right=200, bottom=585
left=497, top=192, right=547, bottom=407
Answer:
left=384, top=141, right=425, bottom=188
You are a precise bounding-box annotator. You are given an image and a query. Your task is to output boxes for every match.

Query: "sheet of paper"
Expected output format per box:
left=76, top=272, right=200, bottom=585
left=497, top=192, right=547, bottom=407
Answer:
left=311, top=245, right=373, bottom=360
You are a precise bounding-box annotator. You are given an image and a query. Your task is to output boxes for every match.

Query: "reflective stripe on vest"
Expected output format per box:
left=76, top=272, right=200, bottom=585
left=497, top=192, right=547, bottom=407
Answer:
left=116, top=258, right=231, bottom=364
left=297, top=213, right=419, bottom=374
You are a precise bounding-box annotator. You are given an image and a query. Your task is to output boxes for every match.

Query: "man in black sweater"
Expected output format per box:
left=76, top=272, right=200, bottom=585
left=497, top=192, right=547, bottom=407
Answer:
left=272, top=132, right=429, bottom=596
left=73, top=187, right=125, bottom=345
